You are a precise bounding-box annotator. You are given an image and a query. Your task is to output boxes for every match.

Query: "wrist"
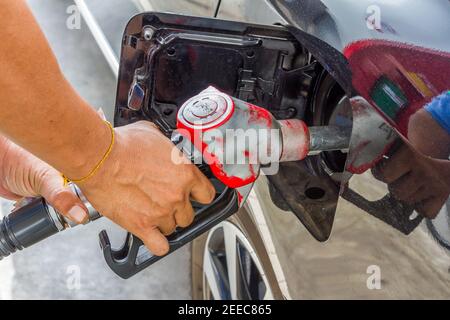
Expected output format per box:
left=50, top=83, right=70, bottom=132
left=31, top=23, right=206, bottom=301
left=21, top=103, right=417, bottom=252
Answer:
left=76, top=125, right=122, bottom=191
left=59, top=113, right=112, bottom=180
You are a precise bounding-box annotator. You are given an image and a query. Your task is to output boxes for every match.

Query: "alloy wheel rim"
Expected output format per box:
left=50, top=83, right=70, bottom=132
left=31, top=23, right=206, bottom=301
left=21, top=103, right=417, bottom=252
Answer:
left=202, top=221, right=274, bottom=300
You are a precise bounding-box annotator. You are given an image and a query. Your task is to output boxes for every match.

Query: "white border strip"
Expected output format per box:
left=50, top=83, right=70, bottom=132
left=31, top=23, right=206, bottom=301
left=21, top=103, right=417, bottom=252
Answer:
left=74, top=0, right=119, bottom=78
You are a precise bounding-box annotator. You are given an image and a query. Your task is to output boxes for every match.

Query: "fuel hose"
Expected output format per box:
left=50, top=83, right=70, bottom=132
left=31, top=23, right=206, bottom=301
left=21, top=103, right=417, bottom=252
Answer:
left=0, top=185, right=99, bottom=259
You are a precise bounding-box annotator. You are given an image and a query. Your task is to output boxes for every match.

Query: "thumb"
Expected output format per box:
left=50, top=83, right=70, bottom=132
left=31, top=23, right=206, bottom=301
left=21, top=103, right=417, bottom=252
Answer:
left=38, top=170, right=89, bottom=224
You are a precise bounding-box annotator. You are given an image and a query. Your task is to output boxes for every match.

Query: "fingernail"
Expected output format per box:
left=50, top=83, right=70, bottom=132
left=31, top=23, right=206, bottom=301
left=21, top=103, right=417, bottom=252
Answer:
left=67, top=206, right=88, bottom=224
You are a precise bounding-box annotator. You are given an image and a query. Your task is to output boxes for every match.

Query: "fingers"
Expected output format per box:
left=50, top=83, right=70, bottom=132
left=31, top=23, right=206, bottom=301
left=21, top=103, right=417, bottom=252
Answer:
left=158, top=196, right=196, bottom=234
left=144, top=202, right=195, bottom=255
left=49, top=189, right=88, bottom=224
left=140, top=228, right=170, bottom=256
left=158, top=217, right=177, bottom=236
left=39, top=171, right=88, bottom=224
left=190, top=168, right=216, bottom=204
left=387, top=172, right=422, bottom=202
left=383, top=170, right=446, bottom=219
left=416, top=195, right=447, bottom=219
left=374, top=146, right=412, bottom=183
left=0, top=185, right=22, bottom=201
left=175, top=201, right=195, bottom=228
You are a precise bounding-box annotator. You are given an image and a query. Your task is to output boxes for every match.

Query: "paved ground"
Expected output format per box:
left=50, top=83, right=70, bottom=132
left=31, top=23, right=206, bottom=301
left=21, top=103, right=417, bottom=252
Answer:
left=0, top=0, right=191, bottom=300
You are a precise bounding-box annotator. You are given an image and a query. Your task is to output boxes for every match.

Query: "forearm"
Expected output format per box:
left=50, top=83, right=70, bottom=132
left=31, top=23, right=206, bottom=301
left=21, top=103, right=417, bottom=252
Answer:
left=0, top=1, right=109, bottom=179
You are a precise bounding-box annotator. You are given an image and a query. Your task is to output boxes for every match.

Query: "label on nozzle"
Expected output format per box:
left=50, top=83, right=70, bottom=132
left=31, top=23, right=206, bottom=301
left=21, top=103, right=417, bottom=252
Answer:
left=177, top=86, right=234, bottom=129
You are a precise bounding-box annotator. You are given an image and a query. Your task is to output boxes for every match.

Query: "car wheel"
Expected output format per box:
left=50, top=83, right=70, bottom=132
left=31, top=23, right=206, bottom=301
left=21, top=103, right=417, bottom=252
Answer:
left=191, top=207, right=284, bottom=300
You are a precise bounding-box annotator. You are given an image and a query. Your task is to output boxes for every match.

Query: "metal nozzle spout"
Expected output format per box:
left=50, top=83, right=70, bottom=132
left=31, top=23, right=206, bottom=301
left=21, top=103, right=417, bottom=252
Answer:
left=279, top=119, right=351, bottom=162
left=308, top=125, right=351, bottom=155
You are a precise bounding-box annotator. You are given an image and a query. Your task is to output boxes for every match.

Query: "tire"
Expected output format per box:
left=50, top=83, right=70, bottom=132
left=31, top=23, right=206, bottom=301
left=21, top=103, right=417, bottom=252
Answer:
left=191, top=207, right=284, bottom=300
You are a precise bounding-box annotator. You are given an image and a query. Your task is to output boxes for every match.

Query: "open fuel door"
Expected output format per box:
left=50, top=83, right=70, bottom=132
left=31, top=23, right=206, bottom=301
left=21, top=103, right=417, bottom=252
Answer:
left=114, top=12, right=339, bottom=253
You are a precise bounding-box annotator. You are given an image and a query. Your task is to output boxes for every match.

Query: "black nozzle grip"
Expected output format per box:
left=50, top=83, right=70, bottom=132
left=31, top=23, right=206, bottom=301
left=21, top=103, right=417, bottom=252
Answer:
left=99, top=187, right=238, bottom=279
left=0, top=198, right=60, bottom=259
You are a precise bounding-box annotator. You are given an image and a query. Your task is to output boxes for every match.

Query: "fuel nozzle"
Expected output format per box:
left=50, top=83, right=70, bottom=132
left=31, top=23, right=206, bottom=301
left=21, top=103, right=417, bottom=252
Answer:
left=176, top=86, right=351, bottom=188
left=280, top=120, right=351, bottom=160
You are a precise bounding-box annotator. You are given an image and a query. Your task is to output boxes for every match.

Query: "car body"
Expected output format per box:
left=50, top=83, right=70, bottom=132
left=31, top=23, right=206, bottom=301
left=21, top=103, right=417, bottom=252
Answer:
left=78, top=0, right=450, bottom=299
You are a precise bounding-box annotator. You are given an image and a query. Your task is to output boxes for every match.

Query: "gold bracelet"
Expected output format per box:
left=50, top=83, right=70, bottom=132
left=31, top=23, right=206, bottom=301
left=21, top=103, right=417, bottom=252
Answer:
left=62, top=120, right=115, bottom=186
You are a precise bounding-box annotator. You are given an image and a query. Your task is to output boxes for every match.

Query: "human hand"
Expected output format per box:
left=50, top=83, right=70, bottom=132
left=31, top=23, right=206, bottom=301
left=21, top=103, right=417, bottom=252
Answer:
left=77, top=121, right=216, bottom=256
left=0, top=136, right=89, bottom=223
left=373, top=144, right=450, bottom=219
left=373, top=105, right=450, bottom=219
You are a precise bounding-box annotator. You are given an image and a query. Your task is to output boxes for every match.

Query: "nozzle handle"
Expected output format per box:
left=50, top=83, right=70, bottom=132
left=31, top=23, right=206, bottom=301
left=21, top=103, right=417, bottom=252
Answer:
left=99, top=185, right=238, bottom=279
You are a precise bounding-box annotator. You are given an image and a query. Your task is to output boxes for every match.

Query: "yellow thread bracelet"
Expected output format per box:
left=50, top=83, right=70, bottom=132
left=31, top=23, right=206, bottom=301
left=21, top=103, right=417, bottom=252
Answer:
left=62, top=120, right=115, bottom=186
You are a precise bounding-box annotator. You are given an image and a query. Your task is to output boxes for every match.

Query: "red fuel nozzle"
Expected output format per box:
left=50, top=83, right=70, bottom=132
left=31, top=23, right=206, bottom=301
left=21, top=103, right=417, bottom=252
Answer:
left=176, top=86, right=350, bottom=188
